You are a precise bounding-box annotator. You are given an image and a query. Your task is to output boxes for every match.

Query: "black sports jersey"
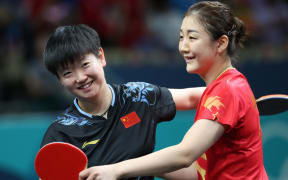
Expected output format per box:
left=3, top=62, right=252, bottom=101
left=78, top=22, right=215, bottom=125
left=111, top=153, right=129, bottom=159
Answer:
left=41, top=82, right=176, bottom=180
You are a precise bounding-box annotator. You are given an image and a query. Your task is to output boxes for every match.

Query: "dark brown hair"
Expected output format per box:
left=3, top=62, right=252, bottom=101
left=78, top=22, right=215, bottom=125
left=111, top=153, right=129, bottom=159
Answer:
left=185, top=1, right=246, bottom=60
left=43, top=24, right=102, bottom=77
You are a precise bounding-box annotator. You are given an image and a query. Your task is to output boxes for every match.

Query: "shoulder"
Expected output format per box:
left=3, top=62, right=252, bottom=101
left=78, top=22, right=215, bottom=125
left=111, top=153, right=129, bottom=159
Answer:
left=112, top=82, right=158, bottom=96
left=120, top=82, right=157, bottom=103
left=53, top=105, right=93, bottom=127
left=203, top=69, right=250, bottom=107
left=121, top=82, right=156, bottom=91
left=210, top=69, right=246, bottom=93
left=117, top=82, right=167, bottom=106
left=119, top=82, right=159, bottom=98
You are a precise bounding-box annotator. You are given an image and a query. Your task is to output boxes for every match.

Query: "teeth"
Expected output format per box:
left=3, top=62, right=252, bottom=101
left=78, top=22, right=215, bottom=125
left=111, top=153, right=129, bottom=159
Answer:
left=83, top=84, right=90, bottom=88
left=80, top=82, right=92, bottom=89
left=185, top=57, right=194, bottom=60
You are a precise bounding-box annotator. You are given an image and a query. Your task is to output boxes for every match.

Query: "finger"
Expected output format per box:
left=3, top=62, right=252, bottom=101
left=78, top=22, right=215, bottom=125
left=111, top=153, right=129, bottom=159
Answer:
left=79, top=168, right=90, bottom=180
left=86, top=173, right=96, bottom=180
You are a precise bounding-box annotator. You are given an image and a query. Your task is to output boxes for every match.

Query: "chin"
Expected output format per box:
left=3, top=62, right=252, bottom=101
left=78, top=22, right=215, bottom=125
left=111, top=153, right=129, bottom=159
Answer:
left=186, top=65, right=197, bottom=74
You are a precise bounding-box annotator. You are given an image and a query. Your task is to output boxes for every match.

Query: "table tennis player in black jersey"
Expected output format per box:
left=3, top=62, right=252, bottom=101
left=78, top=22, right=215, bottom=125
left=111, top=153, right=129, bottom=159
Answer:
left=40, top=24, right=204, bottom=180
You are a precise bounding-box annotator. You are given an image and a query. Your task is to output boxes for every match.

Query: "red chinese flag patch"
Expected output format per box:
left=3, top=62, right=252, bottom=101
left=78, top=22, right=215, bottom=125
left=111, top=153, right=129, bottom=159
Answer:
left=120, top=111, right=141, bottom=128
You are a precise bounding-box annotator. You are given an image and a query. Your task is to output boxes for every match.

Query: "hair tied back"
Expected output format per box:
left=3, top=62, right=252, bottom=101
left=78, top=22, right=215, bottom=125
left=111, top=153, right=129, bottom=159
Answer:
left=228, top=24, right=236, bottom=36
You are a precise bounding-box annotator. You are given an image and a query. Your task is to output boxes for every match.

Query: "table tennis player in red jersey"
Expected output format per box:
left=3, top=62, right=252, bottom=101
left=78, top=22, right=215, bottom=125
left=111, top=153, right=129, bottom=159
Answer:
left=79, top=1, right=269, bottom=180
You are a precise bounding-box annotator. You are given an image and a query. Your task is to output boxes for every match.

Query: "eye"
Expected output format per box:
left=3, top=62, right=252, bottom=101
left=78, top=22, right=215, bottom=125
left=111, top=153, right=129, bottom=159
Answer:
left=189, top=36, right=196, bottom=40
left=179, top=35, right=183, bottom=40
left=82, top=62, right=89, bottom=68
left=63, top=71, right=72, bottom=78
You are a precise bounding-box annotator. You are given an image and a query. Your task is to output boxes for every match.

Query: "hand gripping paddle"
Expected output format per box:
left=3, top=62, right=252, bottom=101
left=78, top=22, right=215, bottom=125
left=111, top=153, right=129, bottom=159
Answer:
left=256, top=94, right=288, bottom=115
left=35, top=142, right=87, bottom=180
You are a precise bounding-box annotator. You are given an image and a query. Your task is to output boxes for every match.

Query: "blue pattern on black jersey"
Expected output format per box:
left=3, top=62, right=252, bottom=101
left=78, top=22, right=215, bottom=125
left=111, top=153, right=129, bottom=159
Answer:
left=122, top=82, right=156, bottom=106
left=56, top=113, right=93, bottom=126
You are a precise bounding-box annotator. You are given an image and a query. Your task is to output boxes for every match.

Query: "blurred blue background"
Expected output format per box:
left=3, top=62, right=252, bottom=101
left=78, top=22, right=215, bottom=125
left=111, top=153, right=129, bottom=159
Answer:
left=1, top=112, right=288, bottom=180
left=0, top=0, right=287, bottom=179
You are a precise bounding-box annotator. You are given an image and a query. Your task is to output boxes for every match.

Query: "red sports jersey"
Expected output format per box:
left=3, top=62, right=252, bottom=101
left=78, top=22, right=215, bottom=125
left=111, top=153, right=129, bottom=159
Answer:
left=195, top=68, right=268, bottom=180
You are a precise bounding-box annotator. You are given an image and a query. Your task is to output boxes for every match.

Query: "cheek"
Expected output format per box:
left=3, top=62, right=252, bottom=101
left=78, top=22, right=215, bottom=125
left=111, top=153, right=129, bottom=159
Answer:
left=94, top=67, right=105, bottom=78
left=60, top=79, right=73, bottom=89
left=197, top=42, right=216, bottom=57
left=178, top=42, right=182, bottom=52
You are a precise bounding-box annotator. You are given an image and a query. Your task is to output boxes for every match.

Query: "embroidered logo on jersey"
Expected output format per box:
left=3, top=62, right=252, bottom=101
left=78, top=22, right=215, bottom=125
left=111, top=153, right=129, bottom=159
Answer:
left=196, top=153, right=207, bottom=180
left=56, top=114, right=93, bottom=126
left=196, top=162, right=206, bottom=180
left=121, top=82, right=156, bottom=106
left=200, top=153, right=207, bottom=160
left=120, top=111, right=141, bottom=128
left=202, top=96, right=224, bottom=112
left=82, top=139, right=100, bottom=149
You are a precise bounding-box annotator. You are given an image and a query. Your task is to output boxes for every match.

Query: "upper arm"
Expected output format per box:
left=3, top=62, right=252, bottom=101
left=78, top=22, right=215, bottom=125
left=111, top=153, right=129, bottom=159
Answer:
left=169, top=87, right=205, bottom=110
left=41, top=124, right=67, bottom=147
left=178, top=119, right=224, bottom=164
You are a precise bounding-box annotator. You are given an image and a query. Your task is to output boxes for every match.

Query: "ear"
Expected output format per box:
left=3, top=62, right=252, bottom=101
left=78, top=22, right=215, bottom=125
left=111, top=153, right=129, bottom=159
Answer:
left=98, top=47, right=107, bottom=67
left=217, top=35, right=229, bottom=54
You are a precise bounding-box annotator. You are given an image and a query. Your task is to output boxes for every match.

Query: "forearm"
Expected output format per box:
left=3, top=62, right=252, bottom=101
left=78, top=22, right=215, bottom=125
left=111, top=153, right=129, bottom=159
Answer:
left=157, top=161, right=198, bottom=180
left=115, top=119, right=224, bottom=179
left=79, top=120, right=224, bottom=180
left=115, top=144, right=193, bottom=179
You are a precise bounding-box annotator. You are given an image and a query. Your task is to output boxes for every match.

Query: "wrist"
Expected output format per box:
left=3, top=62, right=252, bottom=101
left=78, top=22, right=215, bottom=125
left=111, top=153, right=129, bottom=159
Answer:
left=114, top=163, right=123, bottom=179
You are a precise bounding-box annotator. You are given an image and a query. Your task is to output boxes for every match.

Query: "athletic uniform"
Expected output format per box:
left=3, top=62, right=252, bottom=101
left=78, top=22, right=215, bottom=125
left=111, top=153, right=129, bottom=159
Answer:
left=195, top=69, right=268, bottom=180
left=41, top=82, right=176, bottom=180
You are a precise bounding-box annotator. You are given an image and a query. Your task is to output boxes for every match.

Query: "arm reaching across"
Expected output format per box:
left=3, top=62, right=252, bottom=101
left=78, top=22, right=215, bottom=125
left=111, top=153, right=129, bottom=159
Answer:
left=156, top=162, right=198, bottom=180
left=169, top=87, right=205, bottom=110
left=79, top=119, right=224, bottom=180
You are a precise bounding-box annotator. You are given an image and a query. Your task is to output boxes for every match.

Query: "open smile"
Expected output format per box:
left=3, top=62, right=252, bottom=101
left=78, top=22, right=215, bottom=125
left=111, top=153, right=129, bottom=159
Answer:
left=184, top=56, right=196, bottom=62
left=77, top=81, right=93, bottom=89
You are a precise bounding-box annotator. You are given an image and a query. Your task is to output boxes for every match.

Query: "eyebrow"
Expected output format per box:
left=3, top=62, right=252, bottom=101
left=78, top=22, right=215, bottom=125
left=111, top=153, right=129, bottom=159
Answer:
left=180, top=29, right=199, bottom=34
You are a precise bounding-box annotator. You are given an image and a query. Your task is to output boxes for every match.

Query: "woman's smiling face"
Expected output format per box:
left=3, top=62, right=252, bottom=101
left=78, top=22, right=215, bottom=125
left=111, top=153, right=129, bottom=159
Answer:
left=58, top=53, right=106, bottom=101
left=179, top=15, right=218, bottom=76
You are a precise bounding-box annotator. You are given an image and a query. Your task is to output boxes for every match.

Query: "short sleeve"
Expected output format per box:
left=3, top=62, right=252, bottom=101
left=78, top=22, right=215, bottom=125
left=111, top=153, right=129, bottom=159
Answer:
left=40, top=123, right=68, bottom=148
left=196, top=83, right=241, bottom=133
left=121, top=82, right=176, bottom=123
left=153, top=86, right=176, bottom=123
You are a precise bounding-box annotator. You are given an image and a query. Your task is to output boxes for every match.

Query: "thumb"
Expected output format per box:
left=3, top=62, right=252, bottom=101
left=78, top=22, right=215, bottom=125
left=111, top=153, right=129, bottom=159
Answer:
left=79, top=168, right=90, bottom=180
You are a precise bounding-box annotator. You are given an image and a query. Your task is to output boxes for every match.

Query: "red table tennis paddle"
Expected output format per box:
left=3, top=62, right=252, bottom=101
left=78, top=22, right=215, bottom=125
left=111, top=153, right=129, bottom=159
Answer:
left=35, top=142, right=87, bottom=180
left=256, top=94, right=288, bottom=116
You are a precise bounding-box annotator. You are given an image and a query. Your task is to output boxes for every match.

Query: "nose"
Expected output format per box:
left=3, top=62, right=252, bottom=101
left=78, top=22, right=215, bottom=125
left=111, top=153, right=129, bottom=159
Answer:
left=75, top=70, right=87, bottom=83
left=179, top=39, right=189, bottom=54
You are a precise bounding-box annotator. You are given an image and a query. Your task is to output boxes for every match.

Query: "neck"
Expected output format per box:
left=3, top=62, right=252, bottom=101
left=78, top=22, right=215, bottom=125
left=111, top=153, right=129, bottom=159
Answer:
left=202, top=58, right=233, bottom=86
left=78, top=84, right=112, bottom=117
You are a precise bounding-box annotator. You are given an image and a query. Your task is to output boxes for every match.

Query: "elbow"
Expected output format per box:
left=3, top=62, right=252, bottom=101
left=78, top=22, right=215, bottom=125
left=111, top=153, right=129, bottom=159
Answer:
left=181, top=157, right=194, bottom=169
left=175, top=144, right=196, bottom=169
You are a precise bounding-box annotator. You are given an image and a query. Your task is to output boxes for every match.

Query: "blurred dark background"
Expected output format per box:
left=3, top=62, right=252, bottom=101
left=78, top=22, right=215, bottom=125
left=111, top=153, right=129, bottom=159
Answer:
left=0, top=0, right=287, bottom=113
left=0, top=0, right=287, bottom=179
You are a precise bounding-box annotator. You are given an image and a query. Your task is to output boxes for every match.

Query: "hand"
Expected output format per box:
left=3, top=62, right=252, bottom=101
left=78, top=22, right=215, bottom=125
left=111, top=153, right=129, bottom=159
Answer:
left=79, top=165, right=118, bottom=180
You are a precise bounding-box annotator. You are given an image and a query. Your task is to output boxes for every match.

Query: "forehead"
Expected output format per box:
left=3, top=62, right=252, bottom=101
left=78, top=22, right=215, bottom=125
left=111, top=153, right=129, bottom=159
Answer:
left=57, top=53, right=97, bottom=72
left=180, top=15, right=204, bottom=33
